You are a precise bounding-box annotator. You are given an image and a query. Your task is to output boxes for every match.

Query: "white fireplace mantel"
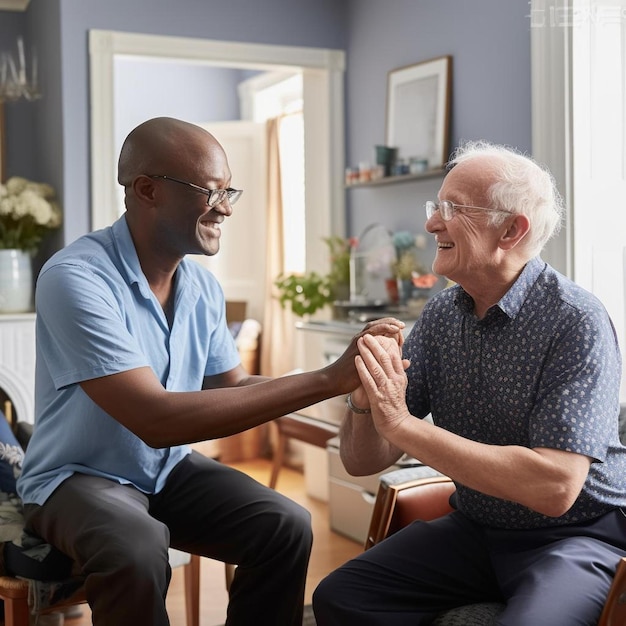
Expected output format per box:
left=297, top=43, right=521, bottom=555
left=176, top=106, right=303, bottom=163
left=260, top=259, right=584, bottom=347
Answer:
left=0, top=313, right=35, bottom=424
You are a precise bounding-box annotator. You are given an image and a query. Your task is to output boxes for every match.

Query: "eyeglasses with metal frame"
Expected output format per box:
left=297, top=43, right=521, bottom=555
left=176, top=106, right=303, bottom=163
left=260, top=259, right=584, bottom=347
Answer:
left=149, top=175, right=243, bottom=208
left=425, top=200, right=513, bottom=221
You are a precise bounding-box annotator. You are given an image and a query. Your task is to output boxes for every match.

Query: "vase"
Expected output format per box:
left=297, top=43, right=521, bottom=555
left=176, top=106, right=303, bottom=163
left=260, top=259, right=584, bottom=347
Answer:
left=397, top=278, right=413, bottom=306
left=0, top=249, right=33, bottom=313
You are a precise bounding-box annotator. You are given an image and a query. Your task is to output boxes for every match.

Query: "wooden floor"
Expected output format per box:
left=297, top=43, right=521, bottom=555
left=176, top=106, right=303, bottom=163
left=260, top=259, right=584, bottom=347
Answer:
left=62, top=458, right=362, bottom=626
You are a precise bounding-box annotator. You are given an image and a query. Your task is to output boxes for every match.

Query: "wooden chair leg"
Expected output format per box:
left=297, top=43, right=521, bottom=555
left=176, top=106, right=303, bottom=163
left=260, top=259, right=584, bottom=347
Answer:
left=184, top=554, right=201, bottom=626
left=269, top=424, right=287, bottom=490
left=0, top=576, right=31, bottom=626
left=3, top=596, right=30, bottom=626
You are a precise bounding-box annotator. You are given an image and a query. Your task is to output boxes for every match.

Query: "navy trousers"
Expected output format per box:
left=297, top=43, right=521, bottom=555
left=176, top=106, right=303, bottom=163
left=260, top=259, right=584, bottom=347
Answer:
left=313, top=507, right=626, bottom=625
left=24, top=451, right=312, bottom=626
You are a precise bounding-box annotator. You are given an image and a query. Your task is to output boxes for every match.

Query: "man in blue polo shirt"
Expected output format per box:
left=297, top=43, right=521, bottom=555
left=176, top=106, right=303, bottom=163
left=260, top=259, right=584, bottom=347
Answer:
left=17, top=117, right=405, bottom=626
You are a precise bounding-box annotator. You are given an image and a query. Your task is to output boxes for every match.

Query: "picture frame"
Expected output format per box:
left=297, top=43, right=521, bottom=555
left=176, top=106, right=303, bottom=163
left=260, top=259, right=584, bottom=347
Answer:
left=385, top=55, right=452, bottom=170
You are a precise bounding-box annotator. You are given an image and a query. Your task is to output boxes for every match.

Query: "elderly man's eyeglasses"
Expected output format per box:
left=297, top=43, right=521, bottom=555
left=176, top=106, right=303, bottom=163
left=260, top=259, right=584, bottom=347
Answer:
left=149, top=175, right=243, bottom=208
left=425, top=200, right=512, bottom=221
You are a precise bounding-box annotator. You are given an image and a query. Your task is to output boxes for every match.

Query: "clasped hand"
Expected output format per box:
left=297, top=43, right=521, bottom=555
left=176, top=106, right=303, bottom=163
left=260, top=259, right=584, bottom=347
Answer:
left=329, top=318, right=405, bottom=393
left=353, top=333, right=410, bottom=432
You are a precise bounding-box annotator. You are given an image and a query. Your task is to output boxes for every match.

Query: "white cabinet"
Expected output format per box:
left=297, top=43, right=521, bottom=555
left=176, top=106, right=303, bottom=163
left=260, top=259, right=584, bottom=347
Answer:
left=327, top=437, right=413, bottom=544
left=295, top=319, right=416, bottom=541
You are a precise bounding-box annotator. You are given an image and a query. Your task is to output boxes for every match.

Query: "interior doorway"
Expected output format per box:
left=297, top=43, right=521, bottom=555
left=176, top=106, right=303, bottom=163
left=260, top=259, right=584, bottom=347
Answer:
left=88, top=30, right=346, bottom=280
left=192, top=120, right=267, bottom=323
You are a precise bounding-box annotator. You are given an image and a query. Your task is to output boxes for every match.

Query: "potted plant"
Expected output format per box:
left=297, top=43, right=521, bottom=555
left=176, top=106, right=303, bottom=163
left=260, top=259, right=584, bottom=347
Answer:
left=0, top=176, right=62, bottom=253
left=0, top=176, right=62, bottom=313
left=274, top=236, right=353, bottom=317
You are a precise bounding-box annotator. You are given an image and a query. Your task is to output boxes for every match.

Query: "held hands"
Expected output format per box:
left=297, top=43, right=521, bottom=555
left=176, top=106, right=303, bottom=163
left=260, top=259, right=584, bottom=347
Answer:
left=353, top=334, right=410, bottom=433
left=330, top=318, right=405, bottom=392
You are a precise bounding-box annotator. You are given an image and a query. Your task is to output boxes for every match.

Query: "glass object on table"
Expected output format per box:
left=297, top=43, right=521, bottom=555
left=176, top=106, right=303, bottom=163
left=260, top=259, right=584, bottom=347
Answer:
left=349, top=223, right=395, bottom=306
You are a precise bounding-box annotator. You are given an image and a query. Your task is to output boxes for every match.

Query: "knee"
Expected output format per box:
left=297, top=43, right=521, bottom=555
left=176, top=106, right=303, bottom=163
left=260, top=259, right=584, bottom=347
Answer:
left=252, top=498, right=312, bottom=561
left=274, top=499, right=313, bottom=553
left=87, top=522, right=170, bottom=582
left=312, top=570, right=345, bottom=621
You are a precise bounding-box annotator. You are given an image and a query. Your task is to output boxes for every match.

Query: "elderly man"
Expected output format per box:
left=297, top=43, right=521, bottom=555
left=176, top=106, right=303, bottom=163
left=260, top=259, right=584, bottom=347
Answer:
left=313, top=141, right=626, bottom=625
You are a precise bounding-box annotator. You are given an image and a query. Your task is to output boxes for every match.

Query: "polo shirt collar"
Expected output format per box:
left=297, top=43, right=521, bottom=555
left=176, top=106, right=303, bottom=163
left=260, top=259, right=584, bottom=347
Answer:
left=456, top=256, right=546, bottom=320
left=111, top=215, right=152, bottom=299
left=110, top=215, right=202, bottom=316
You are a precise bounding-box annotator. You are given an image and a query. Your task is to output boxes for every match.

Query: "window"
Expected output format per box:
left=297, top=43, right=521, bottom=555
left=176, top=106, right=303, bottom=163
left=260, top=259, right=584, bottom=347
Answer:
left=532, top=0, right=626, bottom=400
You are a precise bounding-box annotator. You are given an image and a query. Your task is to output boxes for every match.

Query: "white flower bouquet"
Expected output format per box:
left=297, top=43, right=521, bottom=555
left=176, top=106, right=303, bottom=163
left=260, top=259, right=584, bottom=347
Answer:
left=0, top=176, right=62, bottom=252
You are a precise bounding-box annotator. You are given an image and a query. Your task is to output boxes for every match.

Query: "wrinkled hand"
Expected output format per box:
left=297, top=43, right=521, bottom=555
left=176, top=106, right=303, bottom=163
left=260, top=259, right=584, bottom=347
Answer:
left=328, top=317, right=405, bottom=393
left=354, top=333, right=410, bottom=433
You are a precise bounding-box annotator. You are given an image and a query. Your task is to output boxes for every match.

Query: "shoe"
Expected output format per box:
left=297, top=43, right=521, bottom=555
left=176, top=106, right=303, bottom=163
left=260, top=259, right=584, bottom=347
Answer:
left=61, top=605, right=84, bottom=618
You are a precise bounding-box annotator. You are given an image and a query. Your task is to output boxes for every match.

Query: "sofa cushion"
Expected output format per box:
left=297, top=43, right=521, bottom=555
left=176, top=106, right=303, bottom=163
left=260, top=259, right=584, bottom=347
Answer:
left=0, top=410, right=24, bottom=494
left=0, top=411, right=26, bottom=548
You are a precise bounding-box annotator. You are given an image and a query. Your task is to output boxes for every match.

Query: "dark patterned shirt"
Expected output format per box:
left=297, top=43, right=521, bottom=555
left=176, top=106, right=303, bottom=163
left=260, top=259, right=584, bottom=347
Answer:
left=404, top=257, right=626, bottom=529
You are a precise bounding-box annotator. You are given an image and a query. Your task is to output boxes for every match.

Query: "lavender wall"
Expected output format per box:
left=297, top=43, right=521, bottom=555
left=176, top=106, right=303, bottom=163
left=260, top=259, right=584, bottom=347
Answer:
left=344, top=0, right=532, bottom=259
left=10, top=0, right=349, bottom=246
left=1, top=0, right=532, bottom=268
left=0, top=9, right=35, bottom=179
left=114, top=61, right=245, bottom=157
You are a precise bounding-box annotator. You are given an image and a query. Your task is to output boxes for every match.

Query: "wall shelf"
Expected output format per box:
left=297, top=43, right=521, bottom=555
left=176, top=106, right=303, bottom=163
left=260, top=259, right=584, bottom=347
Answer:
left=346, top=168, right=446, bottom=189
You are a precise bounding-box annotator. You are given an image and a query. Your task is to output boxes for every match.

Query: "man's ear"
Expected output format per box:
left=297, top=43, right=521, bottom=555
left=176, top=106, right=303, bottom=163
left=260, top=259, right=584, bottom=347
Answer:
left=499, top=214, right=530, bottom=250
left=133, top=175, right=157, bottom=204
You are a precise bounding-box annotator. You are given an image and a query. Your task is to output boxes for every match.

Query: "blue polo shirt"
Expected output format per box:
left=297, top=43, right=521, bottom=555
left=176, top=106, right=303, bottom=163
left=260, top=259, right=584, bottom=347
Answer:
left=17, top=215, right=240, bottom=506
left=404, top=257, right=626, bottom=529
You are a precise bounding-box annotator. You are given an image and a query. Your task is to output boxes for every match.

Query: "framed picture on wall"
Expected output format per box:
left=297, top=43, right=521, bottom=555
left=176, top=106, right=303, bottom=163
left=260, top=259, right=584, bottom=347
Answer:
left=385, top=55, right=452, bottom=170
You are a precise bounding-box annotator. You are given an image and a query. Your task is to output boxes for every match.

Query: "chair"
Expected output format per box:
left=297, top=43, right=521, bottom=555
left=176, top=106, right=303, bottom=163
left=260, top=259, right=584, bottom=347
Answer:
left=0, top=544, right=200, bottom=626
left=366, top=464, right=626, bottom=626
left=268, top=412, right=339, bottom=490
left=0, top=417, right=201, bottom=626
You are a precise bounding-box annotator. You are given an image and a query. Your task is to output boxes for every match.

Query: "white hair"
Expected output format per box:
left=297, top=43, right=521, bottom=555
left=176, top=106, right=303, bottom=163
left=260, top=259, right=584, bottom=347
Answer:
left=448, top=141, right=564, bottom=255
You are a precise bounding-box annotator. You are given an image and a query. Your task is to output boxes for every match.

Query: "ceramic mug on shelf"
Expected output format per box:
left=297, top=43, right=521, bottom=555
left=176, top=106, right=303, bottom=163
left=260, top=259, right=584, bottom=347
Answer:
left=374, top=145, right=398, bottom=177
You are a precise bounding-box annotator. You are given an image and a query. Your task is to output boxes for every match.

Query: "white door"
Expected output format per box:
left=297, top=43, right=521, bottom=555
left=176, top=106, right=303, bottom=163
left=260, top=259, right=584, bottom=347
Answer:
left=189, top=121, right=267, bottom=324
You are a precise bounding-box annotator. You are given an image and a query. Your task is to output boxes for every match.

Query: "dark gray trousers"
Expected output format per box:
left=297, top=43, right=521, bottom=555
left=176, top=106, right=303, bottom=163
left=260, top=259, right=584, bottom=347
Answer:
left=313, top=507, right=626, bottom=626
left=24, top=451, right=312, bottom=626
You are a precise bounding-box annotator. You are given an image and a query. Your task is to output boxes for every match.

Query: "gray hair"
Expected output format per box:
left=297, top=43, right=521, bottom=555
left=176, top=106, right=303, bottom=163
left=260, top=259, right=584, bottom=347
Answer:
left=448, top=141, right=564, bottom=255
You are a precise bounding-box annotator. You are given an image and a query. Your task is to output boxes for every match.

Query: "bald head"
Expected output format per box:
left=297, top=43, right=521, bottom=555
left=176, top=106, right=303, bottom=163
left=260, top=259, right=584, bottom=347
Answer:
left=117, top=117, right=226, bottom=187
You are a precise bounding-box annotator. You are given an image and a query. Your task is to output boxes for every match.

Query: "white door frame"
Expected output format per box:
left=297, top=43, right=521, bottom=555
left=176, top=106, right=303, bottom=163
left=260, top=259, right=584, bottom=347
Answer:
left=531, top=0, right=626, bottom=400
left=88, top=30, right=346, bottom=270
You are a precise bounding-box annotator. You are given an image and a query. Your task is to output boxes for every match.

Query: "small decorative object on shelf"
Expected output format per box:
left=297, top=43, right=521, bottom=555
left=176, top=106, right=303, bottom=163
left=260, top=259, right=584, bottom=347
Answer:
left=390, top=230, right=438, bottom=306
left=0, top=176, right=62, bottom=313
left=374, top=145, right=398, bottom=177
left=345, top=167, right=446, bottom=188
left=409, top=157, right=429, bottom=174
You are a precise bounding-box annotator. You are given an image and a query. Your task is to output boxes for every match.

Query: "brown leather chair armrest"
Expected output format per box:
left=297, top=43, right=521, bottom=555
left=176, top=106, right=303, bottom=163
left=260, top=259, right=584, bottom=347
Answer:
left=365, top=467, right=455, bottom=550
left=598, top=556, right=626, bottom=626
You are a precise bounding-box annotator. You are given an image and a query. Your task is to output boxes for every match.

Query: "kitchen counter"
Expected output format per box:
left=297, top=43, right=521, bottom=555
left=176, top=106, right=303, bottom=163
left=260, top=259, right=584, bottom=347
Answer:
left=292, top=313, right=417, bottom=502
left=296, top=315, right=416, bottom=338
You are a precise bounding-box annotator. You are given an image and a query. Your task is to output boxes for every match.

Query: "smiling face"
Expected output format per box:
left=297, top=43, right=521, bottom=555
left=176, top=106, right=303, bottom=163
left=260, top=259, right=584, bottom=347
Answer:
left=121, top=118, right=237, bottom=261
left=426, top=158, right=508, bottom=287
left=153, top=140, right=234, bottom=259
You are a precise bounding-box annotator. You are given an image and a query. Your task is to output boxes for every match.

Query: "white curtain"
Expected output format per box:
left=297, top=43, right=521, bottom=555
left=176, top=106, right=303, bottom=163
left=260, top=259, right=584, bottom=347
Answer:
left=260, top=117, right=296, bottom=377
